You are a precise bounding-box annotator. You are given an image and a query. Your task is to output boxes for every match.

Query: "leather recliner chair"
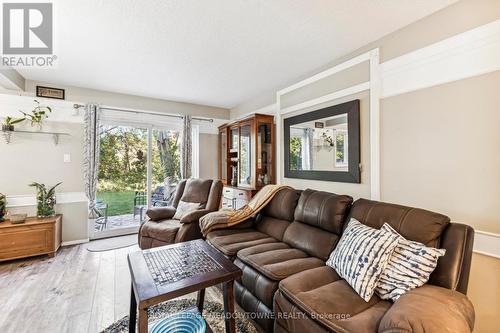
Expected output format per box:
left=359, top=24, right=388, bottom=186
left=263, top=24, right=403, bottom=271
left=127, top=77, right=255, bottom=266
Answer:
left=138, top=178, right=222, bottom=249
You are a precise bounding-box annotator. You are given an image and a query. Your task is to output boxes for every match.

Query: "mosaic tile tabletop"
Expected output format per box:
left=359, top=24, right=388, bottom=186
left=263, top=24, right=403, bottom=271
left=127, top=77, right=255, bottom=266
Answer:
left=144, top=242, right=222, bottom=287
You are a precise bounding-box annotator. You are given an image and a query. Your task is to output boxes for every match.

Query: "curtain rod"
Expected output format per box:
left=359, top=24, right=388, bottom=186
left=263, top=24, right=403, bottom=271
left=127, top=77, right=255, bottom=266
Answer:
left=73, top=104, right=214, bottom=122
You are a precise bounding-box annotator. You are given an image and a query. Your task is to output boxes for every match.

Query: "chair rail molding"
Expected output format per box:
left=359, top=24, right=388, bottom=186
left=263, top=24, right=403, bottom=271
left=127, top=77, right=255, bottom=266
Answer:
left=5, top=192, right=88, bottom=207
left=381, top=18, right=500, bottom=98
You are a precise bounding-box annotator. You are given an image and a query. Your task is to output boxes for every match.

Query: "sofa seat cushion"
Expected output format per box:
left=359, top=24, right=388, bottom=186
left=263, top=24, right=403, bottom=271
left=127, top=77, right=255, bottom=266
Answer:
left=278, top=266, right=391, bottom=333
left=237, top=242, right=324, bottom=281
left=140, top=219, right=181, bottom=244
left=206, top=228, right=277, bottom=257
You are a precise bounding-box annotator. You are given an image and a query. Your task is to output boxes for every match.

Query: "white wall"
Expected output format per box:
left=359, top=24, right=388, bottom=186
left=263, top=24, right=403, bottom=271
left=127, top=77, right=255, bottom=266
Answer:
left=199, top=134, right=219, bottom=179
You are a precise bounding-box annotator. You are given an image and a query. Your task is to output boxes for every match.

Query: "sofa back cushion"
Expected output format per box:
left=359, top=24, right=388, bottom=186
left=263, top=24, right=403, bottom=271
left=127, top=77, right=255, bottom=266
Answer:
left=255, top=188, right=300, bottom=241
left=180, top=178, right=221, bottom=210
left=261, top=188, right=300, bottom=221
left=293, top=189, right=353, bottom=234
left=348, top=198, right=449, bottom=247
left=282, top=189, right=353, bottom=260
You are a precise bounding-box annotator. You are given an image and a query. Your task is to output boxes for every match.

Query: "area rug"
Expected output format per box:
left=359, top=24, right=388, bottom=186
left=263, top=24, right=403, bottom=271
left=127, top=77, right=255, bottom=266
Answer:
left=100, top=299, right=259, bottom=333
left=86, top=235, right=137, bottom=252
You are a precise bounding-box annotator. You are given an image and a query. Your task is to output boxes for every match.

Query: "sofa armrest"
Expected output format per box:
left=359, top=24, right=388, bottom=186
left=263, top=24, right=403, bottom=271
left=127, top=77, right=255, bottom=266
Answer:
left=180, top=209, right=211, bottom=224
left=378, top=285, right=474, bottom=333
left=146, top=206, right=176, bottom=221
left=429, top=223, right=474, bottom=294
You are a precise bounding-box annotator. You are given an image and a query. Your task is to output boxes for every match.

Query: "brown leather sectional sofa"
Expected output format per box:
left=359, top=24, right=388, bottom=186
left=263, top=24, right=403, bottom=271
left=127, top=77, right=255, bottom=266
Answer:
left=206, top=188, right=475, bottom=333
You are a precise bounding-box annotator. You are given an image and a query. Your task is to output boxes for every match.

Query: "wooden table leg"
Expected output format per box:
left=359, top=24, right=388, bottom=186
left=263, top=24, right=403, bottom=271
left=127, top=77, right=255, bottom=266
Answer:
left=223, top=280, right=236, bottom=333
left=197, top=288, right=206, bottom=313
left=129, top=285, right=137, bottom=333
left=138, top=307, right=148, bottom=333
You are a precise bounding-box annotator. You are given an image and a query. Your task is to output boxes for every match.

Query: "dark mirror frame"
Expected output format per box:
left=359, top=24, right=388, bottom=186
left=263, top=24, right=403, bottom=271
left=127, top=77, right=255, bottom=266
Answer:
left=284, top=99, right=360, bottom=183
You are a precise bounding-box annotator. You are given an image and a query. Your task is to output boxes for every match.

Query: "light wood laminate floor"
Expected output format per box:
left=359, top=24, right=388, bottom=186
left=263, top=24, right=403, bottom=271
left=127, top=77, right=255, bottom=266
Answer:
left=0, top=240, right=222, bottom=333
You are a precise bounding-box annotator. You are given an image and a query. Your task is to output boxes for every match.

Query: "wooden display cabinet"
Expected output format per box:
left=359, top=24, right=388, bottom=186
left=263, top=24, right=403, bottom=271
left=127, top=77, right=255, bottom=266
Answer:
left=218, top=114, right=275, bottom=209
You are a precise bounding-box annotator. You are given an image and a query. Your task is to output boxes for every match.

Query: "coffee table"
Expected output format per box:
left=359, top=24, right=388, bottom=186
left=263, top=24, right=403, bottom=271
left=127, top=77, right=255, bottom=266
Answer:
left=128, top=239, right=242, bottom=333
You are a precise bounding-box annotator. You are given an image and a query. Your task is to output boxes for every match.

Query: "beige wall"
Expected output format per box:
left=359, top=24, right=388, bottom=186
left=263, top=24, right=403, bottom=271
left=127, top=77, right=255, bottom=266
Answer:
left=381, top=71, right=500, bottom=234
left=468, top=253, right=500, bottom=333
left=0, top=122, right=84, bottom=195
left=199, top=133, right=219, bottom=180
left=229, top=1, right=500, bottom=331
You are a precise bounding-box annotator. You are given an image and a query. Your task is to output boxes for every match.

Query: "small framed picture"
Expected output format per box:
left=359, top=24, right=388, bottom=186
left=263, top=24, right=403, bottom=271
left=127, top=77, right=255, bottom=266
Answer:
left=36, top=86, right=65, bottom=100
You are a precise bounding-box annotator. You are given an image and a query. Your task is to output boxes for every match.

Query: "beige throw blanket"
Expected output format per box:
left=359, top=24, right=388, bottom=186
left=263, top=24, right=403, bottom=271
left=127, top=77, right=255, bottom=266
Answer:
left=200, top=184, right=292, bottom=236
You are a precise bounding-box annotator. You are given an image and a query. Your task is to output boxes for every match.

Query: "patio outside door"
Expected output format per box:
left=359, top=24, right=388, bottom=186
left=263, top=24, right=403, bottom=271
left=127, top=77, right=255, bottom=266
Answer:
left=93, top=123, right=181, bottom=239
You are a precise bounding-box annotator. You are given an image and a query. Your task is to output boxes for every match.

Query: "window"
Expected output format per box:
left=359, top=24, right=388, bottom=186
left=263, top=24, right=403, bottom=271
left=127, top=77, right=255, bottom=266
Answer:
left=335, top=129, right=348, bottom=167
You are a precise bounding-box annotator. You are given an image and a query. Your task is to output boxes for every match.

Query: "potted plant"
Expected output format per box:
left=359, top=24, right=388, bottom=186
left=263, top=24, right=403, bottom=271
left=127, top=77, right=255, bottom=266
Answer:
left=29, top=182, right=62, bottom=217
left=20, top=100, right=52, bottom=130
left=0, top=193, right=6, bottom=222
left=1, top=116, right=25, bottom=131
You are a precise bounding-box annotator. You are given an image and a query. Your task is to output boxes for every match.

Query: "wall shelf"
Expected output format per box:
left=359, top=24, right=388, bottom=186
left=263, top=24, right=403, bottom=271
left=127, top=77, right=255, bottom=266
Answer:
left=1, top=129, right=70, bottom=145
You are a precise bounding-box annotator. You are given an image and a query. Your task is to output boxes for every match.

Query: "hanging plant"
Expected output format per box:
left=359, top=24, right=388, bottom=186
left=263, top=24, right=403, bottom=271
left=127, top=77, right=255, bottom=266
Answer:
left=321, top=132, right=335, bottom=147
left=29, top=182, right=62, bottom=217
left=2, top=116, right=26, bottom=131
left=20, top=100, right=52, bottom=130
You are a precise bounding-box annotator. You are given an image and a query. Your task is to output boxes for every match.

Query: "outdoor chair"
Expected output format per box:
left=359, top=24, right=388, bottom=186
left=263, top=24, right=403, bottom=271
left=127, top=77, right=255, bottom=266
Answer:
left=133, top=191, right=147, bottom=222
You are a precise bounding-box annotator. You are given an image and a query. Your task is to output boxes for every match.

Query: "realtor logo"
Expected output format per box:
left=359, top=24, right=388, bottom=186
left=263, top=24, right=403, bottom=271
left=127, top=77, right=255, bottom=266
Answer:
left=2, top=3, right=53, bottom=54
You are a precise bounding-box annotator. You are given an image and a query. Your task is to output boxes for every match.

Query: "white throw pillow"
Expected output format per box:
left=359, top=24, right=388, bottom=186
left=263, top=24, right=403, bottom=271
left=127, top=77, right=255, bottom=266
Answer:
left=326, top=218, right=399, bottom=302
left=173, top=200, right=201, bottom=220
left=376, top=223, right=446, bottom=301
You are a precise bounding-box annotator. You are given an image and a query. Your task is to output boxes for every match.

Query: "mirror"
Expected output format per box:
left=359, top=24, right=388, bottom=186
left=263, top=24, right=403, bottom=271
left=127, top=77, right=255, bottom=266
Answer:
left=284, top=100, right=360, bottom=183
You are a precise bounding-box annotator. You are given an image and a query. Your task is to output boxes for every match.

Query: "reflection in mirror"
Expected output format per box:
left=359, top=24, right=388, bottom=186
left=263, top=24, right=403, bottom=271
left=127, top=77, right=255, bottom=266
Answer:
left=289, top=113, right=348, bottom=172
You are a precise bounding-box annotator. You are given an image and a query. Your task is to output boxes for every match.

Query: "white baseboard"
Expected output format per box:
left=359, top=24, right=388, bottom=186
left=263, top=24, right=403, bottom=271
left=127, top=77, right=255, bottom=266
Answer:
left=474, top=230, right=500, bottom=259
left=90, top=226, right=139, bottom=240
left=61, top=238, right=89, bottom=246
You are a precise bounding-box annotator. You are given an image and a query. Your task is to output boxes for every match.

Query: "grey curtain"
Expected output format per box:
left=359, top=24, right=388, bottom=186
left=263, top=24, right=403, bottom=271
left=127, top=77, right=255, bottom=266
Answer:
left=83, top=104, right=101, bottom=218
left=181, top=115, right=192, bottom=179
left=301, top=128, right=314, bottom=170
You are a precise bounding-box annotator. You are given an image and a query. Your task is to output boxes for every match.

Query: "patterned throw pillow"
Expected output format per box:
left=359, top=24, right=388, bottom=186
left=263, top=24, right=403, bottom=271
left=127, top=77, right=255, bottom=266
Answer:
left=173, top=201, right=201, bottom=220
left=376, top=223, right=446, bottom=301
left=326, top=218, right=400, bottom=302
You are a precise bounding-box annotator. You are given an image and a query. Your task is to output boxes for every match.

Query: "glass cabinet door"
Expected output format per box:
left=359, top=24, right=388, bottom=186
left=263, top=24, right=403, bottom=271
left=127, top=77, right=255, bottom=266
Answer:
left=238, top=123, right=252, bottom=187
left=219, top=129, right=227, bottom=181
left=230, top=127, right=238, bottom=151
left=257, top=121, right=273, bottom=187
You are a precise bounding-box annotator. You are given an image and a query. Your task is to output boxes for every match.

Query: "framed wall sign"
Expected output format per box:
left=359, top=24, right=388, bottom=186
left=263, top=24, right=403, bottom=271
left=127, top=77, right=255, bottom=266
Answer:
left=36, top=86, right=65, bottom=100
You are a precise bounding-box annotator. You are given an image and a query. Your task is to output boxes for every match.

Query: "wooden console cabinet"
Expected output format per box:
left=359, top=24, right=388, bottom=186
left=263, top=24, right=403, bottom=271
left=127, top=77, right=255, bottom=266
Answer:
left=218, top=114, right=275, bottom=209
left=0, top=215, right=62, bottom=262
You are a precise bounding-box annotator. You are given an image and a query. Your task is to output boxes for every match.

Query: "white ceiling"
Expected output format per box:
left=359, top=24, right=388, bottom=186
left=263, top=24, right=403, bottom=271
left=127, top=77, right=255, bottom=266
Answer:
left=17, top=0, right=456, bottom=109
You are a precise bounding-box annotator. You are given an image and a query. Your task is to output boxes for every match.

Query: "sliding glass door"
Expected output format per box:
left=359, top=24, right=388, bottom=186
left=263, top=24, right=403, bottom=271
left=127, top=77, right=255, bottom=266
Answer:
left=150, top=129, right=181, bottom=209
left=93, top=123, right=181, bottom=239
